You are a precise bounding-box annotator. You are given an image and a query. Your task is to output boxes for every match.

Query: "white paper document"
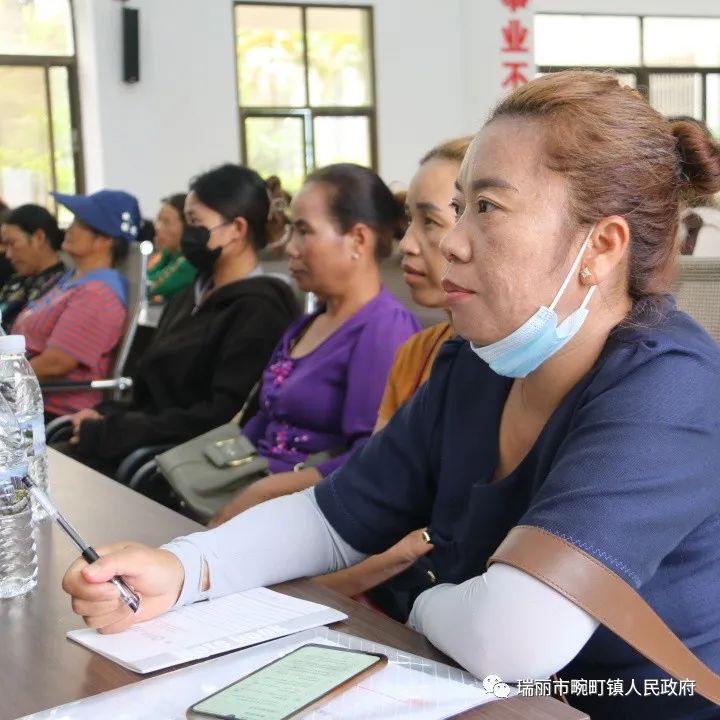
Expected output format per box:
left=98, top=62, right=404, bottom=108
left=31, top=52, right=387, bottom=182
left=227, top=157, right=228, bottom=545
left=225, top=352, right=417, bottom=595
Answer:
left=66, top=588, right=347, bottom=673
left=24, top=628, right=504, bottom=720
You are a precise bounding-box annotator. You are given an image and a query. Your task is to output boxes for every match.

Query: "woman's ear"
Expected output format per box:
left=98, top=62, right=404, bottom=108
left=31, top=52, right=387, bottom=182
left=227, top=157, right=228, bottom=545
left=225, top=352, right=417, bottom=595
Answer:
left=30, top=229, right=48, bottom=250
left=581, top=216, right=630, bottom=286
left=347, top=222, right=375, bottom=260
left=230, top=216, right=250, bottom=249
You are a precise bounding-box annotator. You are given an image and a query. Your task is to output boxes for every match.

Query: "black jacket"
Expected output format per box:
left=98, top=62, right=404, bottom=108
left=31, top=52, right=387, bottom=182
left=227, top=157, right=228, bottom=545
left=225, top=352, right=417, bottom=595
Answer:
left=77, top=275, right=299, bottom=459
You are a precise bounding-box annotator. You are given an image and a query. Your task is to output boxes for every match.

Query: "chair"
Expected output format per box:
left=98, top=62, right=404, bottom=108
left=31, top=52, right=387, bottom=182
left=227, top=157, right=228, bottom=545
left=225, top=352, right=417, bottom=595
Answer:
left=44, top=240, right=154, bottom=443
left=137, top=301, right=164, bottom=329
left=672, top=256, right=720, bottom=344
left=114, top=443, right=175, bottom=487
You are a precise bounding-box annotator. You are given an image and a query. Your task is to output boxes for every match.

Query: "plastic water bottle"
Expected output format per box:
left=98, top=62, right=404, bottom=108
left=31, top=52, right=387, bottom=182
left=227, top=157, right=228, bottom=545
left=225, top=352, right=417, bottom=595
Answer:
left=0, top=335, right=50, bottom=522
left=0, top=393, right=38, bottom=598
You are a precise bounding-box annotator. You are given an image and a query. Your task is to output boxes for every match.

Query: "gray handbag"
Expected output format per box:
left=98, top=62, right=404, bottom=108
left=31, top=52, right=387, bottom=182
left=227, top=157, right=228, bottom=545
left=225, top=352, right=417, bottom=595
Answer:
left=155, top=383, right=341, bottom=522
left=155, top=384, right=269, bottom=521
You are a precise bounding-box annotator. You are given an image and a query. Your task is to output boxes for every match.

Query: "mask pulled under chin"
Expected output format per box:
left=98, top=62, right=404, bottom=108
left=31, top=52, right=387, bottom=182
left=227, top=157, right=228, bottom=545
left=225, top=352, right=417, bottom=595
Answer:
left=470, top=225, right=597, bottom=378
left=181, top=225, right=222, bottom=274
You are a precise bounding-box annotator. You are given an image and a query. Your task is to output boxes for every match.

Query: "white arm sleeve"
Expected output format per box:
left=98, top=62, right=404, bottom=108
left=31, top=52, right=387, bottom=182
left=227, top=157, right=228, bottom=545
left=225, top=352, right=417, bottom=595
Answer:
left=163, top=491, right=598, bottom=682
left=408, top=563, right=599, bottom=682
left=161, top=488, right=366, bottom=606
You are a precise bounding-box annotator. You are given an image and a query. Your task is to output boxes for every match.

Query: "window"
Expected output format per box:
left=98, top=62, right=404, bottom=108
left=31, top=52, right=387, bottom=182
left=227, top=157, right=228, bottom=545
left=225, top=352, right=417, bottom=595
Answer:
left=535, top=14, right=720, bottom=136
left=235, top=2, right=376, bottom=192
left=0, top=0, right=82, bottom=215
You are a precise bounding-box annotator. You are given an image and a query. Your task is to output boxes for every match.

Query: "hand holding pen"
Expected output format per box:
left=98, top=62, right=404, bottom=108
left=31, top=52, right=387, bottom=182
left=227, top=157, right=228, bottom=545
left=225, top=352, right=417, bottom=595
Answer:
left=22, top=477, right=140, bottom=613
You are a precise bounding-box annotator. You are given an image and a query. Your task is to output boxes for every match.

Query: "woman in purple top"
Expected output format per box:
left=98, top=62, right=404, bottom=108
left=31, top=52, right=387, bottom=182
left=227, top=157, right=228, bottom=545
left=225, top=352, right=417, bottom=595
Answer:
left=208, top=164, right=420, bottom=527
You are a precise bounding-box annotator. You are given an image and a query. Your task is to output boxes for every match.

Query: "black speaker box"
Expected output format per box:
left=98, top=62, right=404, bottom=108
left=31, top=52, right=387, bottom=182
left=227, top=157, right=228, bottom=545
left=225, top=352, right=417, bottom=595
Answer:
left=122, top=7, right=140, bottom=83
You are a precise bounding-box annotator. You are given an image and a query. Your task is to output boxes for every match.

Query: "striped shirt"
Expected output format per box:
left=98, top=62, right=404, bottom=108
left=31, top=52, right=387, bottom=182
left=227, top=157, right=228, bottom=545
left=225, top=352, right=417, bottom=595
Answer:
left=12, top=271, right=127, bottom=416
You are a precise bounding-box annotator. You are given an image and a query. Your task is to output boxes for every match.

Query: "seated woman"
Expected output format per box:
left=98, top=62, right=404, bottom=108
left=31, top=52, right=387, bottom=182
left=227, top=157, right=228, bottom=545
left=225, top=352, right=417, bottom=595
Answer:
left=147, top=193, right=195, bottom=300
left=317, top=136, right=472, bottom=599
left=0, top=204, right=66, bottom=331
left=206, top=163, right=420, bottom=526
left=209, top=136, right=468, bottom=528
left=63, top=73, right=720, bottom=719
left=13, top=190, right=135, bottom=419
left=375, top=137, right=471, bottom=430
left=57, top=164, right=300, bottom=479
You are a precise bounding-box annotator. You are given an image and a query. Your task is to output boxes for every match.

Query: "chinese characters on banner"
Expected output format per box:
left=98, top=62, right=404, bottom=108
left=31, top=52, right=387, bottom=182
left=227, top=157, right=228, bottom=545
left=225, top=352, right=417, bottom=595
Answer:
left=500, top=0, right=531, bottom=89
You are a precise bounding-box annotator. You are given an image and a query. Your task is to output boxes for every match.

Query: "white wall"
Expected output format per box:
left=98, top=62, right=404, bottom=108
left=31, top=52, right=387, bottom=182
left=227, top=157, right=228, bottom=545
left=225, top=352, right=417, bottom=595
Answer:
left=369, top=0, right=467, bottom=187
left=74, top=0, right=241, bottom=215
left=461, top=0, right=534, bottom=134
left=74, top=0, right=720, bottom=215
left=74, top=0, right=524, bottom=214
left=535, top=0, right=720, bottom=14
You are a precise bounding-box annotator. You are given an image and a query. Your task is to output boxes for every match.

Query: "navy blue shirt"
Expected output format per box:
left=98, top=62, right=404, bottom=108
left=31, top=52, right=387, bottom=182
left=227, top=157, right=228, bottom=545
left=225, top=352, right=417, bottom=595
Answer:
left=316, top=297, right=720, bottom=719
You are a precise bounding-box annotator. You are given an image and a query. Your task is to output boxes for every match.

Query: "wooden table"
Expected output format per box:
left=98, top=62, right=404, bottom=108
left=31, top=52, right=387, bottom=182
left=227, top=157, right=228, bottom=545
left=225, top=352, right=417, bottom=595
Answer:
left=1, top=450, right=588, bottom=720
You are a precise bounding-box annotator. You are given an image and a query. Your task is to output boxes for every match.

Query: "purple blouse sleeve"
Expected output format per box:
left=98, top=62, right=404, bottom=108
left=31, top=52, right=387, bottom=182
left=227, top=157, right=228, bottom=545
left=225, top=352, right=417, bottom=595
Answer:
left=314, top=307, right=421, bottom=477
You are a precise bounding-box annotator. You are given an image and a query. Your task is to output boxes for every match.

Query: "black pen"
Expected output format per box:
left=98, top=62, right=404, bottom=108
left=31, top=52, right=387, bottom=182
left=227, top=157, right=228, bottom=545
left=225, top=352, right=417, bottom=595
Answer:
left=21, top=476, right=140, bottom=613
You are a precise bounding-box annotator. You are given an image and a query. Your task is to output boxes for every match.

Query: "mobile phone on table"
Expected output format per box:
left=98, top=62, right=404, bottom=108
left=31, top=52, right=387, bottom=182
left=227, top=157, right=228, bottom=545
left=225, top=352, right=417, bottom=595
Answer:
left=186, top=643, right=388, bottom=720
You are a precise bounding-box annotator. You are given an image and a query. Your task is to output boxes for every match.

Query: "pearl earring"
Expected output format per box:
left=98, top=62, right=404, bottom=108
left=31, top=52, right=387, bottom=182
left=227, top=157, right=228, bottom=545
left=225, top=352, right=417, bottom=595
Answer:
left=580, top=267, right=592, bottom=281
left=351, top=252, right=360, bottom=260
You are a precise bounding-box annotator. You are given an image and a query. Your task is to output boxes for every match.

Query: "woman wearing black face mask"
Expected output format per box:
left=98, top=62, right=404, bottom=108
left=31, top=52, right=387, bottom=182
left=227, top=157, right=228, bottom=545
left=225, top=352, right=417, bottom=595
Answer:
left=180, top=220, right=227, bottom=275
left=54, top=164, right=300, bottom=478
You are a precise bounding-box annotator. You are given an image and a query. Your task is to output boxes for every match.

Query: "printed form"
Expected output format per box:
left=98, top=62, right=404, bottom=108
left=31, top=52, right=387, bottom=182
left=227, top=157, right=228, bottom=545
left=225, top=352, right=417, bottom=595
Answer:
left=67, top=587, right=347, bottom=673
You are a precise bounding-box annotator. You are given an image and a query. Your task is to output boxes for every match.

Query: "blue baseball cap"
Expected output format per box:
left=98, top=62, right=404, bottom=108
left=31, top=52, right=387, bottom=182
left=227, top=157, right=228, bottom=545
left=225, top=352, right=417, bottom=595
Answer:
left=51, top=189, right=142, bottom=244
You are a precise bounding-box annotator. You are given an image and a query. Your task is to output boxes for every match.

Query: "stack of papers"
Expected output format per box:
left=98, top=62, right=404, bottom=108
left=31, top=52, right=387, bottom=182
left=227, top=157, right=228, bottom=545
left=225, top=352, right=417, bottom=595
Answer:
left=67, top=587, right=347, bottom=673
left=25, top=628, right=503, bottom=720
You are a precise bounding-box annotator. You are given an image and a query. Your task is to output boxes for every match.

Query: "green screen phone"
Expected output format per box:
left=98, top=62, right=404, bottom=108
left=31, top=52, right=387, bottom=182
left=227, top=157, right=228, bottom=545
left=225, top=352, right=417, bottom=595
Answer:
left=187, top=644, right=387, bottom=720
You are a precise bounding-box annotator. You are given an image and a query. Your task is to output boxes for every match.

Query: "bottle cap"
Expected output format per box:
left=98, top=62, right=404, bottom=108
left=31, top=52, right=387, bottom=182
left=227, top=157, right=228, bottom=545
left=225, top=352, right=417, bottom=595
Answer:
left=0, top=335, right=26, bottom=355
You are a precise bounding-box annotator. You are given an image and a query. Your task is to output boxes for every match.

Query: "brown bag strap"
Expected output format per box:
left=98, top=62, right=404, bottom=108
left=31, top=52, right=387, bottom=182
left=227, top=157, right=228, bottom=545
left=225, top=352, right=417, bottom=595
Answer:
left=488, top=525, right=720, bottom=705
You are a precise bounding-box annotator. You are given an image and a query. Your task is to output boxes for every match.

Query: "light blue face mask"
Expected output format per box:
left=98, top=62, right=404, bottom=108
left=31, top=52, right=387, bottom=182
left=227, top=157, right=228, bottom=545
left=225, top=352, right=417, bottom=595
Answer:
left=471, top=226, right=596, bottom=378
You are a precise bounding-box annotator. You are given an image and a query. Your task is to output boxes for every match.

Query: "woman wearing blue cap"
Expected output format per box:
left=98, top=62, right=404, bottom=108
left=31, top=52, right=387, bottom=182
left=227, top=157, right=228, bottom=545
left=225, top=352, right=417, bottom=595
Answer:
left=12, top=189, right=139, bottom=418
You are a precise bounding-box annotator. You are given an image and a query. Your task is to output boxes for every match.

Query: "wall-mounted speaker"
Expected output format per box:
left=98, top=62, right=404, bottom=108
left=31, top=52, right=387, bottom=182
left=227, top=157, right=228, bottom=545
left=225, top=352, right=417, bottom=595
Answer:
left=122, top=7, right=140, bottom=83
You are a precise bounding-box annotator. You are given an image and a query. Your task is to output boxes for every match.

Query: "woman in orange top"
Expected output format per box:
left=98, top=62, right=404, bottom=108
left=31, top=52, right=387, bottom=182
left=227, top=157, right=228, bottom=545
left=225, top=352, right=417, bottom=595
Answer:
left=375, top=137, right=472, bottom=429
left=316, top=136, right=472, bottom=599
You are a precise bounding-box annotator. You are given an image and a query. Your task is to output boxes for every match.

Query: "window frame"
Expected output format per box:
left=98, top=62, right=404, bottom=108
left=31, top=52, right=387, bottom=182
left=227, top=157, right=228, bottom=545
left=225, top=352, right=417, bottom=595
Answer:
left=0, top=1, right=85, bottom=202
left=535, top=12, right=720, bottom=127
left=233, top=0, right=378, bottom=180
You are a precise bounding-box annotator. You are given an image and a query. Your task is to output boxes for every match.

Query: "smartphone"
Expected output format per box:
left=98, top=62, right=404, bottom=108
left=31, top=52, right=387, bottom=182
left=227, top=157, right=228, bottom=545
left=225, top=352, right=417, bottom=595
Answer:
left=203, top=436, right=257, bottom=468
left=187, top=644, right=388, bottom=720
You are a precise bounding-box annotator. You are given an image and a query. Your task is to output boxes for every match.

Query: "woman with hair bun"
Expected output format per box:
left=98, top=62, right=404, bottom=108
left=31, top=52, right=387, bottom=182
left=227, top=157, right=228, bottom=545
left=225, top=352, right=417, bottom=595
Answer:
left=65, top=74, right=720, bottom=719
